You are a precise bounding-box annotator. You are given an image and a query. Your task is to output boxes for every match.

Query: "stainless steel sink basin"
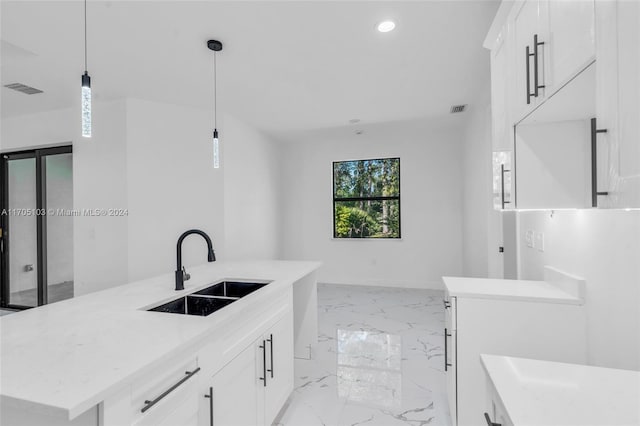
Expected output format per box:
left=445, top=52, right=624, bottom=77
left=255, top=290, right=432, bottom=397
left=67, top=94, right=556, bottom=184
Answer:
left=193, top=281, right=268, bottom=298
left=149, top=295, right=235, bottom=316
left=146, top=280, right=270, bottom=316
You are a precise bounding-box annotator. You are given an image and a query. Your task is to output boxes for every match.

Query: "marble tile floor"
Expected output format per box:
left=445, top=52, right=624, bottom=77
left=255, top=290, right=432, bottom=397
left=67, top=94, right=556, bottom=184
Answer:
left=275, top=283, right=451, bottom=426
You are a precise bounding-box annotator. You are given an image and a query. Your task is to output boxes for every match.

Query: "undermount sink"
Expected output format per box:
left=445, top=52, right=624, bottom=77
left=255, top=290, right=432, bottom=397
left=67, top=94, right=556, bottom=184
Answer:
left=149, top=295, right=235, bottom=316
left=147, top=280, right=270, bottom=316
left=193, top=281, right=268, bottom=298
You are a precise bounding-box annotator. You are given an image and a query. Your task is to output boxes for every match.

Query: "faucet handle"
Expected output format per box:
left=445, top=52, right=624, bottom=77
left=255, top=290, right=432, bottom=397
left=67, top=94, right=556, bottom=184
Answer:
left=182, top=266, right=191, bottom=281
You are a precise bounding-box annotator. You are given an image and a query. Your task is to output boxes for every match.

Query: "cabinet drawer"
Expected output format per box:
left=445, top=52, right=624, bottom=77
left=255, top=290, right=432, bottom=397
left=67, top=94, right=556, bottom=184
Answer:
left=130, top=358, right=199, bottom=425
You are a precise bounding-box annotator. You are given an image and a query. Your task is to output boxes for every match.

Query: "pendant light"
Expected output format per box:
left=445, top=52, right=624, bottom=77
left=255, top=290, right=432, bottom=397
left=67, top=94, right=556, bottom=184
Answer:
left=81, top=0, right=91, bottom=138
left=207, top=39, right=223, bottom=168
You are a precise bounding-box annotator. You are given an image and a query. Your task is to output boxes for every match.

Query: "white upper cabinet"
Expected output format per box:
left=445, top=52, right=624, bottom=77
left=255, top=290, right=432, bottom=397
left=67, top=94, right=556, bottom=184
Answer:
left=491, top=25, right=513, bottom=153
left=511, top=0, right=595, bottom=121
left=545, top=0, right=595, bottom=94
left=595, top=0, right=640, bottom=208
left=513, top=0, right=547, bottom=119
left=486, top=0, right=638, bottom=209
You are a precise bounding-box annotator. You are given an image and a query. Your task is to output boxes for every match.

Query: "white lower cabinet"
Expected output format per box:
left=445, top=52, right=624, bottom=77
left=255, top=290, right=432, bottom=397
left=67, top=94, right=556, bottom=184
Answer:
left=445, top=295, right=586, bottom=426
left=485, top=379, right=513, bottom=426
left=198, top=309, right=294, bottom=426
left=444, top=295, right=457, bottom=426
left=200, top=343, right=261, bottom=426
left=263, top=312, right=294, bottom=425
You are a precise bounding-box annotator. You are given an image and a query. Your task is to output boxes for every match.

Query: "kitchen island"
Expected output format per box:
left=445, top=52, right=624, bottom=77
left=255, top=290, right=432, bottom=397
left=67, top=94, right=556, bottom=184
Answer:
left=0, top=260, right=320, bottom=426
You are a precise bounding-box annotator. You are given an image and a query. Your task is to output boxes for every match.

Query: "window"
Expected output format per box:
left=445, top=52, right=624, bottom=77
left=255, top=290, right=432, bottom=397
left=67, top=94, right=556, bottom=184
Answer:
left=333, top=157, right=400, bottom=239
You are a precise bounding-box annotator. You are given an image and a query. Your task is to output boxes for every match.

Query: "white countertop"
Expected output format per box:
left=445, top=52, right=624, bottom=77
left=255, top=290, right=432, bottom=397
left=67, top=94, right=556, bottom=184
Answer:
left=0, top=260, right=320, bottom=419
left=481, top=354, right=640, bottom=426
left=442, top=275, right=583, bottom=304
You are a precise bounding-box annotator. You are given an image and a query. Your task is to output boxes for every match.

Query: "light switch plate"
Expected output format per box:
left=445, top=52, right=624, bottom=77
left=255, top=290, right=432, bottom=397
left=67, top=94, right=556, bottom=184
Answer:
left=536, top=232, right=545, bottom=252
left=525, top=230, right=535, bottom=248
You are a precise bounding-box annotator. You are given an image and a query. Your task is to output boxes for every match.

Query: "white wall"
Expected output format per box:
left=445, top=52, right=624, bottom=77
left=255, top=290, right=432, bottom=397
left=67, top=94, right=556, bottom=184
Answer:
left=223, top=114, right=280, bottom=260
left=125, top=101, right=280, bottom=282
left=72, top=100, right=129, bottom=295
left=125, top=99, right=226, bottom=282
left=1, top=102, right=129, bottom=296
left=279, top=118, right=464, bottom=289
left=517, top=209, right=640, bottom=370
left=2, top=99, right=281, bottom=295
left=460, top=94, right=495, bottom=278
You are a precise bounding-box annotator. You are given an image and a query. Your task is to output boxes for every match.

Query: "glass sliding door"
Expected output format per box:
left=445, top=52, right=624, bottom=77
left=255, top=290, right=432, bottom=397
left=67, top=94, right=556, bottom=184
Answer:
left=1, top=146, right=73, bottom=309
left=4, top=155, right=39, bottom=307
left=45, top=152, right=74, bottom=303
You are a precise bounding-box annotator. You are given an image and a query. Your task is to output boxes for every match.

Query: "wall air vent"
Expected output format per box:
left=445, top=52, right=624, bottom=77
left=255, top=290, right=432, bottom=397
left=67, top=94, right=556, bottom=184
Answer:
left=4, top=83, right=43, bottom=95
left=450, top=104, right=467, bottom=113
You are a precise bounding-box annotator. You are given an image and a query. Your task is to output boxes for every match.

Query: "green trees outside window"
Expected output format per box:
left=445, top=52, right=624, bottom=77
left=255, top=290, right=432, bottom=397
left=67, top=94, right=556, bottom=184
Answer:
left=333, top=158, right=400, bottom=238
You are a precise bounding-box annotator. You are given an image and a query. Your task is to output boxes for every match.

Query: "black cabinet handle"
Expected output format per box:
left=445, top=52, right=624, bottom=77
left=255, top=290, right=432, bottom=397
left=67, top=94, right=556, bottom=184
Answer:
left=204, top=387, right=214, bottom=426
left=444, top=328, right=453, bottom=372
left=259, top=340, right=267, bottom=387
left=533, top=34, right=545, bottom=97
left=500, top=164, right=511, bottom=209
left=526, top=45, right=533, bottom=104
left=267, top=334, right=274, bottom=378
left=484, top=412, right=502, bottom=426
left=141, top=367, right=201, bottom=413
left=591, top=118, right=609, bottom=207
left=443, top=299, right=451, bottom=309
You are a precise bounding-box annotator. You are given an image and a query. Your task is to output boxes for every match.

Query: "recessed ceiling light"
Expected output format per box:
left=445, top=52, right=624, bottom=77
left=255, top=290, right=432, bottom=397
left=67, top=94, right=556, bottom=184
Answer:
left=377, top=21, right=396, bottom=33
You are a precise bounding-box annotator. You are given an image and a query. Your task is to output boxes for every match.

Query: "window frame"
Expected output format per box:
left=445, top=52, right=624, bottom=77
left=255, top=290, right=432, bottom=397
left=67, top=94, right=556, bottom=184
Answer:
left=332, top=157, right=401, bottom=239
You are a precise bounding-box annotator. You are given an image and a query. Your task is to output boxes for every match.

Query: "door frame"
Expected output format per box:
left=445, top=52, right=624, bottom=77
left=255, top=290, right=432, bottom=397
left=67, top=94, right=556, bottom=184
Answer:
left=0, top=145, right=73, bottom=309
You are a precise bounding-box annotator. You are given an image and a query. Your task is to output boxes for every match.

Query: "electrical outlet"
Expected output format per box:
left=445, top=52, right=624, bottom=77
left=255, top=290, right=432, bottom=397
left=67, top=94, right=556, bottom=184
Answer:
left=525, top=230, right=535, bottom=248
left=536, top=232, right=545, bottom=252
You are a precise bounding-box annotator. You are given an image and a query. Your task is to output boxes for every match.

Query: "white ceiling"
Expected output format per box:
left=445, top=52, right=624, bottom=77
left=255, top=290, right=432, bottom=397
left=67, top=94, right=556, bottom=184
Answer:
left=1, top=1, right=499, bottom=138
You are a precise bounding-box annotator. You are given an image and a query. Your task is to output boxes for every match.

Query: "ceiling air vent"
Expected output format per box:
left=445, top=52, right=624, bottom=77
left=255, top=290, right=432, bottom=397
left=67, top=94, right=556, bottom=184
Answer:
left=450, top=104, right=467, bottom=114
left=4, top=83, right=43, bottom=95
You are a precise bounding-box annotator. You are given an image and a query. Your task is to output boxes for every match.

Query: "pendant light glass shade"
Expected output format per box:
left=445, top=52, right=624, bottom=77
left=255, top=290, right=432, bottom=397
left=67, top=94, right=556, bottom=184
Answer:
left=213, top=128, right=220, bottom=169
left=81, top=72, right=91, bottom=138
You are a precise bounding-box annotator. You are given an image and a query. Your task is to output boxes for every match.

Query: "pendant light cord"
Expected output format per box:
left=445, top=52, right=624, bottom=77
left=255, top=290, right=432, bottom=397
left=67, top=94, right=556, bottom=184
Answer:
left=213, top=52, right=217, bottom=129
left=84, top=0, right=87, bottom=72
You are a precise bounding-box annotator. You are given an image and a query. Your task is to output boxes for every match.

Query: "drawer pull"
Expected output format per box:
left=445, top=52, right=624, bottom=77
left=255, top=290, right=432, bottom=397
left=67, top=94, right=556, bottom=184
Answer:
left=532, top=34, right=545, bottom=98
left=501, top=164, right=511, bottom=209
left=204, top=386, right=214, bottom=426
left=267, top=334, right=274, bottom=378
left=141, top=367, right=201, bottom=413
left=526, top=44, right=533, bottom=104
left=484, top=412, right=502, bottom=426
left=259, top=340, right=267, bottom=387
left=590, top=118, right=609, bottom=207
left=444, top=328, right=453, bottom=372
